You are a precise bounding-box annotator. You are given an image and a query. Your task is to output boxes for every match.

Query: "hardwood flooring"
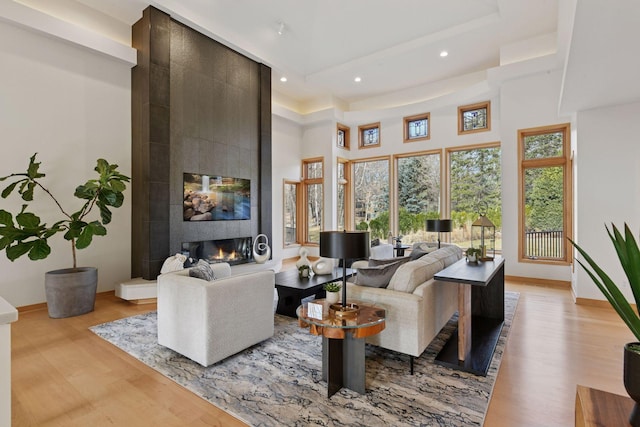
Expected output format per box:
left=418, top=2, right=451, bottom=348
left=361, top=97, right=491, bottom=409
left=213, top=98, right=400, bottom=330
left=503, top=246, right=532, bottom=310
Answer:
left=10, top=275, right=634, bottom=426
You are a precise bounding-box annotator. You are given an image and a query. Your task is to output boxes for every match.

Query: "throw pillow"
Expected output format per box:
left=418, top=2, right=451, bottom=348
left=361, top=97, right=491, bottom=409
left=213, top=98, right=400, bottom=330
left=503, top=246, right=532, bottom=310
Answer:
left=368, top=255, right=410, bottom=267
left=188, top=259, right=216, bottom=281
left=355, top=260, right=404, bottom=288
left=371, top=238, right=380, bottom=247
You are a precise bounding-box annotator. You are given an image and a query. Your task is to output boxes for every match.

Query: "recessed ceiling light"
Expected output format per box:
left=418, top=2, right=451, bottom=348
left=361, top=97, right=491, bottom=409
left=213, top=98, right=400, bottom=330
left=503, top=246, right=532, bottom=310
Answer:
left=440, top=51, right=448, bottom=57
left=280, top=77, right=287, bottom=82
left=354, top=77, right=362, bottom=83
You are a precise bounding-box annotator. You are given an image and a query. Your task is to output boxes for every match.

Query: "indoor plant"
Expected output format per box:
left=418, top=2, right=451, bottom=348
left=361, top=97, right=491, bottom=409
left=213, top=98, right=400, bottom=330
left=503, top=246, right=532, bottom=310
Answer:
left=323, top=281, right=341, bottom=304
left=569, top=223, right=640, bottom=426
left=298, top=264, right=310, bottom=279
left=466, top=247, right=482, bottom=263
left=0, top=153, right=130, bottom=318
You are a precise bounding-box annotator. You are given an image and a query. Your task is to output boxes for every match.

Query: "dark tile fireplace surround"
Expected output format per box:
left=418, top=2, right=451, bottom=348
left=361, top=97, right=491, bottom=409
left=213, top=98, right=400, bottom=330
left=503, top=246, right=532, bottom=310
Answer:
left=131, top=6, right=272, bottom=280
left=182, top=237, right=253, bottom=266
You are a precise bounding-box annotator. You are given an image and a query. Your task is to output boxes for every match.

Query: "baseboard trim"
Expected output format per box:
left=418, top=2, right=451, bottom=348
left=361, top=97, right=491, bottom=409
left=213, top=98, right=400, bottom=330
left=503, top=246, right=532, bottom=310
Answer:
left=574, top=296, right=637, bottom=311
left=505, top=275, right=571, bottom=289
left=17, top=290, right=116, bottom=313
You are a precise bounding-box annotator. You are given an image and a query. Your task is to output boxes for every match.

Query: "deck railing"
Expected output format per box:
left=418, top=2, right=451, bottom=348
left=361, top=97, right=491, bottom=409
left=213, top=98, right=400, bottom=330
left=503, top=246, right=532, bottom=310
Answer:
left=525, top=230, right=564, bottom=259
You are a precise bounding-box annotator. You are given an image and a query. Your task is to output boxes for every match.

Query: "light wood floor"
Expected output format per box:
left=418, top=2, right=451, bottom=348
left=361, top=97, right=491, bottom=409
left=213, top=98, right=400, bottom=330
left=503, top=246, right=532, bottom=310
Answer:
left=10, top=276, right=633, bottom=426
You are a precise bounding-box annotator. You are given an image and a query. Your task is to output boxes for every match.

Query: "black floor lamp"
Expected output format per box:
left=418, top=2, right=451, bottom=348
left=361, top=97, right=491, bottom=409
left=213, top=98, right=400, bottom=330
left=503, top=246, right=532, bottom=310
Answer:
left=426, top=219, right=452, bottom=248
left=320, top=230, right=370, bottom=308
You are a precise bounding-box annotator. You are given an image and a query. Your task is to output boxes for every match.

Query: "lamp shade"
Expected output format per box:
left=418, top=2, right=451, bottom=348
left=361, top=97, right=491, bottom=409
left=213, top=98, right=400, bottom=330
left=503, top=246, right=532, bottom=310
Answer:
left=320, top=231, right=370, bottom=259
left=426, top=219, right=452, bottom=233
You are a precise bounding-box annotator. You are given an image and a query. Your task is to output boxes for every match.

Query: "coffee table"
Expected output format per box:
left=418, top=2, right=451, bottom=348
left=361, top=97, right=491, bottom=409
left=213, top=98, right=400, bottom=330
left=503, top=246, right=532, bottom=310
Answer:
left=274, top=268, right=355, bottom=318
left=297, top=300, right=385, bottom=397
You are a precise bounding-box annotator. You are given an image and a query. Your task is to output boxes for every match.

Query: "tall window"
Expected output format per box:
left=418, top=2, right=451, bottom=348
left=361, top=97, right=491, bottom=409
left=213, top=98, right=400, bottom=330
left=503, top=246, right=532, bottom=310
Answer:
left=303, top=158, right=323, bottom=244
left=353, top=157, right=389, bottom=239
left=396, top=151, right=441, bottom=244
left=518, top=124, right=571, bottom=263
left=337, top=158, right=350, bottom=231
left=283, top=181, right=299, bottom=246
left=448, top=143, right=502, bottom=249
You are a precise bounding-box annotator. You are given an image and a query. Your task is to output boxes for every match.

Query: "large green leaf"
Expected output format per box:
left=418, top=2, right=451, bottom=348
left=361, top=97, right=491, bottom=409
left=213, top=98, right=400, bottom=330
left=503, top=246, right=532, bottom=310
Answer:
left=98, top=203, right=112, bottom=225
left=0, top=210, right=13, bottom=226
left=26, top=153, right=45, bottom=179
left=6, top=242, right=34, bottom=261
left=28, top=239, right=51, bottom=260
left=1, top=180, right=19, bottom=199
left=16, top=212, right=41, bottom=229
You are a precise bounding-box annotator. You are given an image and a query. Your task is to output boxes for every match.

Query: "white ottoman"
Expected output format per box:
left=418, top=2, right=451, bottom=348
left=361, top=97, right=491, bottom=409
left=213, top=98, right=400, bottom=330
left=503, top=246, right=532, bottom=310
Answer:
left=115, top=277, right=157, bottom=304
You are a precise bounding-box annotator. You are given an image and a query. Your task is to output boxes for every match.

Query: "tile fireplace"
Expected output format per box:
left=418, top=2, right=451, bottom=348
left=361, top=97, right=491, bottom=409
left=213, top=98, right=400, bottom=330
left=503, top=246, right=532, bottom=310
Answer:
left=182, top=237, right=253, bottom=265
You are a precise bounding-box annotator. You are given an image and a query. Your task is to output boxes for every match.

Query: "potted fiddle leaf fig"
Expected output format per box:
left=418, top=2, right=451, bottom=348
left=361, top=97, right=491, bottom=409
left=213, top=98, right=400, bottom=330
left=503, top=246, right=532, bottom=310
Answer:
left=568, top=223, right=640, bottom=426
left=0, top=153, right=130, bottom=318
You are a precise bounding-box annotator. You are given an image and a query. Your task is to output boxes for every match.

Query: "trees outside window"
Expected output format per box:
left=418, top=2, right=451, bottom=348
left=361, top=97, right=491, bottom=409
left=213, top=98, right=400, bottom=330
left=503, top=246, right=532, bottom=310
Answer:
left=353, top=158, right=389, bottom=239
left=303, top=158, right=323, bottom=244
left=283, top=181, right=299, bottom=246
left=518, top=124, right=571, bottom=263
left=448, top=143, right=502, bottom=249
left=396, top=152, right=441, bottom=244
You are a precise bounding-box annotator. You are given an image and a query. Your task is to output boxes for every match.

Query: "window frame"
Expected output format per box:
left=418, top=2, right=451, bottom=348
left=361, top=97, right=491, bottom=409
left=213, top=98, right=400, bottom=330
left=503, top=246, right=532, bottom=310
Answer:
left=403, top=112, right=431, bottom=143
left=358, top=122, right=381, bottom=149
left=302, top=157, right=324, bottom=246
left=337, top=157, right=351, bottom=231
left=337, top=123, right=350, bottom=150
left=457, top=101, right=491, bottom=135
left=517, top=123, right=572, bottom=265
left=351, top=155, right=391, bottom=239
left=282, top=180, right=301, bottom=247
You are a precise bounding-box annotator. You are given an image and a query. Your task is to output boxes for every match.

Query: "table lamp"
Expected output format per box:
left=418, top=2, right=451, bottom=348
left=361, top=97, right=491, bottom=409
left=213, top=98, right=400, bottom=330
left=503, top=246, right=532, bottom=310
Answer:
left=320, top=230, right=370, bottom=310
left=426, top=219, right=452, bottom=249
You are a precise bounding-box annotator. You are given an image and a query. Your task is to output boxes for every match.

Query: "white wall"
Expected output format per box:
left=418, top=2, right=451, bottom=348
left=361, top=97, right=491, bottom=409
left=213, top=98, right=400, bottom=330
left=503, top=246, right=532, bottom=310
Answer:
left=0, top=21, right=132, bottom=307
left=500, top=69, right=573, bottom=280
left=271, top=115, right=303, bottom=261
left=573, top=101, right=640, bottom=300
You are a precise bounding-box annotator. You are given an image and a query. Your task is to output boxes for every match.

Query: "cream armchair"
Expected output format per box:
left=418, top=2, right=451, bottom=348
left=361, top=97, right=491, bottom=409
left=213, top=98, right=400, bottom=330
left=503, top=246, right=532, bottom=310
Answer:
left=157, top=263, right=275, bottom=367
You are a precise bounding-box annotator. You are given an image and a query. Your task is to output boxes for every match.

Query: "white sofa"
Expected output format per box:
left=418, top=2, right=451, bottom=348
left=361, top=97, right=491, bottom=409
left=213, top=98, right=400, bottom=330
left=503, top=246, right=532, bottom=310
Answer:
left=157, top=262, right=275, bottom=367
left=347, top=244, right=463, bottom=370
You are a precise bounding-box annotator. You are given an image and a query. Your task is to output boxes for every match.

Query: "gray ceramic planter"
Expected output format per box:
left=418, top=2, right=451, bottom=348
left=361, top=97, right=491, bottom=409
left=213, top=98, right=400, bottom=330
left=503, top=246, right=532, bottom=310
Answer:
left=44, top=267, right=98, bottom=318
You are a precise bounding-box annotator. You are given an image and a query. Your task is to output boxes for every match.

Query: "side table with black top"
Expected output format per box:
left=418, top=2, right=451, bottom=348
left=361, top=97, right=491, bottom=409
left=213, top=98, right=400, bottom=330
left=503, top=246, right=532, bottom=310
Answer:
left=297, top=300, right=385, bottom=397
left=393, top=244, right=410, bottom=257
left=433, top=256, right=505, bottom=376
left=274, top=268, right=355, bottom=318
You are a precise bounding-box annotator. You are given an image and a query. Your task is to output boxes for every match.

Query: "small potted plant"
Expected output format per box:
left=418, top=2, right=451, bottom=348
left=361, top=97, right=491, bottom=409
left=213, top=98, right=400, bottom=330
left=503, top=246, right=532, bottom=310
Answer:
left=466, top=247, right=482, bottom=263
left=298, top=264, right=310, bottom=279
left=323, top=281, right=341, bottom=304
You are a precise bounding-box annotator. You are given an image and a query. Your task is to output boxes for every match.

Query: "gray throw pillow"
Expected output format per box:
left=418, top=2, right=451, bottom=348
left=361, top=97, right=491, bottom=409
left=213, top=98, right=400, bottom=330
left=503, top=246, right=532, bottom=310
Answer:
left=368, top=255, right=410, bottom=267
left=355, top=260, right=404, bottom=288
left=188, top=259, right=216, bottom=281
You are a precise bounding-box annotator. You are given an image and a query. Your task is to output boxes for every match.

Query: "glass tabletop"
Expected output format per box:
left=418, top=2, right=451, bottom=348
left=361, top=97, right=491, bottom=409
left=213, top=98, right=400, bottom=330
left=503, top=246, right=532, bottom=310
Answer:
left=297, top=299, right=385, bottom=330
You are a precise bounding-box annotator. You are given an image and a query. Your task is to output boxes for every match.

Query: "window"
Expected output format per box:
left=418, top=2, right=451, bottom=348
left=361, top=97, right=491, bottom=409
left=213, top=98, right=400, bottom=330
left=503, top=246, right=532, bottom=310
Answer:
left=403, top=113, right=430, bottom=142
left=283, top=181, right=299, bottom=246
left=358, top=122, right=381, bottom=148
left=458, top=101, right=491, bottom=134
left=395, top=151, right=441, bottom=244
left=303, top=158, right=323, bottom=244
left=448, top=143, right=501, bottom=249
left=353, top=157, right=390, bottom=239
left=337, top=158, right=350, bottom=231
left=337, top=123, right=350, bottom=150
left=518, top=124, right=572, bottom=263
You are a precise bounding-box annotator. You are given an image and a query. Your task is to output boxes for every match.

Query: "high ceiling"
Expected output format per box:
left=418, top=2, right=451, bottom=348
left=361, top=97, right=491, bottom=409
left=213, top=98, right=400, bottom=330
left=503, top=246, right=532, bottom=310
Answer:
left=72, top=0, right=559, bottom=107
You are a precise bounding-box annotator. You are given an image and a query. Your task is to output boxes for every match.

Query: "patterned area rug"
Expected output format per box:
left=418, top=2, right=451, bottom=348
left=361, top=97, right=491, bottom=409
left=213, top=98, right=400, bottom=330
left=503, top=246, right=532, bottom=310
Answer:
left=90, top=292, right=519, bottom=427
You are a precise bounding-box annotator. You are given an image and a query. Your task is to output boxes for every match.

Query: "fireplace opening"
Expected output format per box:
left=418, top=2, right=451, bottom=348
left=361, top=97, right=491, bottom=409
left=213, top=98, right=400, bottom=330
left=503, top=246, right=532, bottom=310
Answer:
left=182, top=237, right=252, bottom=266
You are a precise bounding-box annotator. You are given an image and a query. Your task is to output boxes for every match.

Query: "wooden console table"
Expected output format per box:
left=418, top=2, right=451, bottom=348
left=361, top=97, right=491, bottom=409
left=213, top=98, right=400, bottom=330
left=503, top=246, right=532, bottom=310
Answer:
left=575, top=385, right=634, bottom=426
left=434, top=256, right=505, bottom=375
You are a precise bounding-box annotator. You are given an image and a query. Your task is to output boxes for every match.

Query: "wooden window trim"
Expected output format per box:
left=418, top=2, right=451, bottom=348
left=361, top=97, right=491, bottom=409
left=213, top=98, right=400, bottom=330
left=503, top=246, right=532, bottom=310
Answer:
left=283, top=180, right=302, bottom=248
left=517, top=123, right=572, bottom=265
left=337, top=157, right=351, bottom=230
left=302, top=157, right=324, bottom=246
left=458, top=101, right=491, bottom=135
left=358, top=122, right=381, bottom=149
left=403, top=112, right=431, bottom=143
left=337, top=123, right=350, bottom=150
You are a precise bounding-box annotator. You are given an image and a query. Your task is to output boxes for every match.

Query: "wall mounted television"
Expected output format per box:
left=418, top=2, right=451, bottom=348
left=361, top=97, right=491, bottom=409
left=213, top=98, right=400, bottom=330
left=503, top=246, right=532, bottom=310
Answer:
left=183, top=173, right=251, bottom=221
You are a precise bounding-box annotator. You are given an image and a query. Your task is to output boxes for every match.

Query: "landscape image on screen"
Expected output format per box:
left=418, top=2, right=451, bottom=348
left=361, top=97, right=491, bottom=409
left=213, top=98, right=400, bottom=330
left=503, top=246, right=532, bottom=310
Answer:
left=183, top=173, right=251, bottom=221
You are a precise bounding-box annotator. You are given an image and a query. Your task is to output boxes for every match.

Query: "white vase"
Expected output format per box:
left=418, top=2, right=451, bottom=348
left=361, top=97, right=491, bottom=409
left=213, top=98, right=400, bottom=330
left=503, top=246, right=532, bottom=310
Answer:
left=253, top=234, right=271, bottom=264
left=326, top=291, right=340, bottom=304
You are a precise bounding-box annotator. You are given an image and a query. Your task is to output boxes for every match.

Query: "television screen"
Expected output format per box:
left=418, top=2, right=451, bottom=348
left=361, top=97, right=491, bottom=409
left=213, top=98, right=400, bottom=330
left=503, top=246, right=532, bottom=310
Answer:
left=183, top=173, right=251, bottom=221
